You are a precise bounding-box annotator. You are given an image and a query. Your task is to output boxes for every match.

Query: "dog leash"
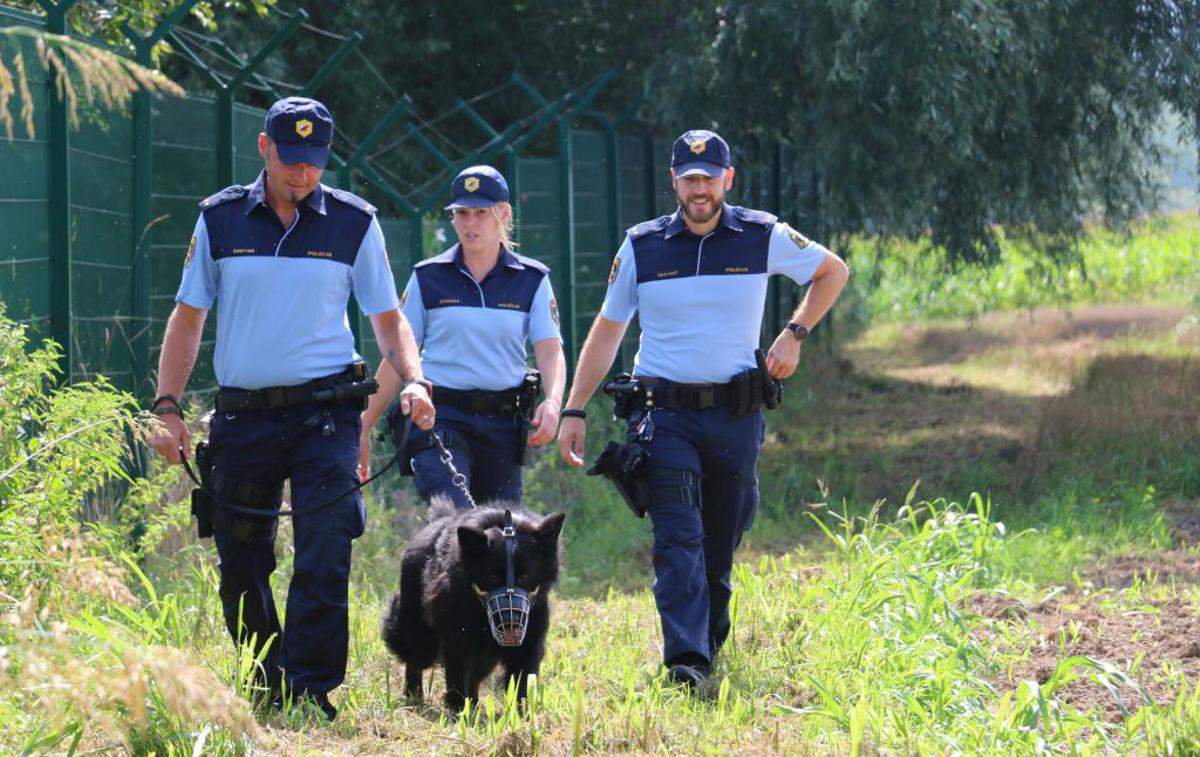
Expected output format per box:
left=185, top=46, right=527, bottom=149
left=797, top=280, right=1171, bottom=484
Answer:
left=429, top=428, right=477, bottom=508
left=178, top=414, right=413, bottom=519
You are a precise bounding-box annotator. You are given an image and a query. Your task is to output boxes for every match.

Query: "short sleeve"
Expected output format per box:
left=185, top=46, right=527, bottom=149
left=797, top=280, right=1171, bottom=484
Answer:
left=598, top=235, right=638, bottom=322
left=767, top=222, right=828, bottom=286
left=350, top=216, right=401, bottom=315
left=175, top=214, right=217, bottom=309
left=527, top=275, right=562, bottom=344
left=399, top=272, right=425, bottom=345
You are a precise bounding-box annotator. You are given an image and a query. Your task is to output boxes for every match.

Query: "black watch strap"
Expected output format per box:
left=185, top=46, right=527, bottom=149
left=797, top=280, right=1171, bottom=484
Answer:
left=561, top=408, right=587, bottom=420
left=151, top=394, right=184, bottom=419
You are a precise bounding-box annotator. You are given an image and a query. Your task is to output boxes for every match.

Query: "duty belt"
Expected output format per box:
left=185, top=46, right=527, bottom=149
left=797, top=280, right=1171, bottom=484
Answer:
left=633, top=378, right=735, bottom=410
left=215, top=365, right=370, bottom=413
left=434, top=386, right=525, bottom=415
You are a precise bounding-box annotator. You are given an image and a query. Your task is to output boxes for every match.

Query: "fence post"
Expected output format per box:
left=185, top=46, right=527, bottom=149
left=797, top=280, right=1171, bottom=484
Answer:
left=556, top=117, right=578, bottom=371
left=122, top=0, right=201, bottom=401
left=37, top=0, right=78, bottom=381
left=769, top=141, right=783, bottom=333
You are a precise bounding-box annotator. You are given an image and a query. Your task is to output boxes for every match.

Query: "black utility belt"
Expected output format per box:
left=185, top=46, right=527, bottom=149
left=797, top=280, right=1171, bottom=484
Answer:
left=215, top=363, right=376, bottom=413
left=635, top=378, right=737, bottom=410
left=434, top=385, right=527, bottom=415
left=605, top=350, right=782, bottom=419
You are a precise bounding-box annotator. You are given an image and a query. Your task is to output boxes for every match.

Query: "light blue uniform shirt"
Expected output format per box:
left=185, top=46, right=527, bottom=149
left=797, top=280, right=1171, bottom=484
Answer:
left=176, top=176, right=399, bottom=389
left=601, top=204, right=828, bottom=384
left=402, top=245, right=560, bottom=391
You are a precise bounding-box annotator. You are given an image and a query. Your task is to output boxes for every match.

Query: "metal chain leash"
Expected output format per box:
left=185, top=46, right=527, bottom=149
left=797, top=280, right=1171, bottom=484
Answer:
left=429, top=429, right=476, bottom=509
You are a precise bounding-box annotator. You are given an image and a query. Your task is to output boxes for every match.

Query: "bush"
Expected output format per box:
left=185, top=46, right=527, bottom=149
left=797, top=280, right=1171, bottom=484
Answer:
left=0, top=308, right=257, bottom=754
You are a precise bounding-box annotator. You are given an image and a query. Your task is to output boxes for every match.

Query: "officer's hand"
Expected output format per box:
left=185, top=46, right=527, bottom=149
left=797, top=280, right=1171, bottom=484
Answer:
left=357, top=426, right=372, bottom=482
left=149, top=413, right=191, bottom=465
left=528, top=400, right=560, bottom=447
left=766, top=332, right=802, bottom=379
left=400, top=382, right=435, bottom=431
left=558, top=416, right=586, bottom=467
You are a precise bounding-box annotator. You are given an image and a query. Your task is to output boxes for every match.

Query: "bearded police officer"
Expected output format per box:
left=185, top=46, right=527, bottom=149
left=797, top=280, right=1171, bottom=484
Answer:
left=148, top=96, right=434, bottom=721
left=557, top=129, right=849, bottom=689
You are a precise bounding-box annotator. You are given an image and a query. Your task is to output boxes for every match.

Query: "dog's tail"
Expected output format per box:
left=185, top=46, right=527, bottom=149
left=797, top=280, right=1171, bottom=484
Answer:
left=380, top=591, right=405, bottom=659
left=429, top=494, right=458, bottom=522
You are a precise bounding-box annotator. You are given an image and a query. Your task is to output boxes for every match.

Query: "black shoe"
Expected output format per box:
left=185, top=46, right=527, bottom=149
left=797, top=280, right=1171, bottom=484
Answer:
left=665, top=663, right=708, bottom=690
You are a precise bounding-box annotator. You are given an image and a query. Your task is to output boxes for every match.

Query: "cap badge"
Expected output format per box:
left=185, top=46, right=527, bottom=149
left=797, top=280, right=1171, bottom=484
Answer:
left=295, top=119, right=313, bottom=138
left=464, top=176, right=481, bottom=192
left=689, top=139, right=707, bottom=155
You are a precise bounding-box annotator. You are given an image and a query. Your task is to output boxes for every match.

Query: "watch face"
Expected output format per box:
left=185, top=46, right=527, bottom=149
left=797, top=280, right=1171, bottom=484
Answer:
left=788, top=323, right=808, bottom=341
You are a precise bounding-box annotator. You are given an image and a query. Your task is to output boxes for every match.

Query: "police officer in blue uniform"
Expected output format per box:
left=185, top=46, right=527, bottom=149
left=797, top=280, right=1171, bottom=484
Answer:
left=147, top=96, right=434, bottom=721
left=557, top=130, right=849, bottom=688
left=360, top=166, right=565, bottom=508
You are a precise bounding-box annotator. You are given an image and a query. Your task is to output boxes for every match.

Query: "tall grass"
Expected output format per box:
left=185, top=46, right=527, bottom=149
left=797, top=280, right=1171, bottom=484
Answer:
left=0, top=311, right=256, bottom=754
left=842, top=214, right=1200, bottom=325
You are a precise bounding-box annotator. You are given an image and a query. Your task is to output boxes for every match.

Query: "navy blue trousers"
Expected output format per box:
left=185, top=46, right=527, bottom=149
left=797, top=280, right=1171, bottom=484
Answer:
left=632, top=405, right=765, bottom=667
left=209, top=400, right=365, bottom=698
left=409, top=403, right=524, bottom=509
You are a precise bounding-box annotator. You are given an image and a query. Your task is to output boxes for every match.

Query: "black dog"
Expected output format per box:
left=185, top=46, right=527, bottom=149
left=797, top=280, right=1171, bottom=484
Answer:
left=381, top=497, right=565, bottom=712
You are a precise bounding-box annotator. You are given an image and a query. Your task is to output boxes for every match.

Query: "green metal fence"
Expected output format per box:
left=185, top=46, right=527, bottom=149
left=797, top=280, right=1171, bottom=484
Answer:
left=1, top=2, right=808, bottom=402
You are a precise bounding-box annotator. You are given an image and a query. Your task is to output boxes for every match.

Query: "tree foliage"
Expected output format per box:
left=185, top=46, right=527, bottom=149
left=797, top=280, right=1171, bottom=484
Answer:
left=12, top=0, right=1196, bottom=264
left=664, top=0, right=1200, bottom=263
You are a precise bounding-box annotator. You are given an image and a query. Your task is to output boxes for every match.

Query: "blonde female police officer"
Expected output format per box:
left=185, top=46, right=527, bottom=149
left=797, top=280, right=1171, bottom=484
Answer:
left=360, top=166, right=565, bottom=508
left=558, top=130, right=849, bottom=689
left=148, top=97, right=434, bottom=721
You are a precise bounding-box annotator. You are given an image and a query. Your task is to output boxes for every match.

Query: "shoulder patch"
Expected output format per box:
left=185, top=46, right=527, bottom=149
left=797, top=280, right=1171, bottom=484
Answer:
left=734, top=206, right=778, bottom=227
left=781, top=222, right=812, bottom=249
left=607, top=255, right=621, bottom=284
left=198, top=185, right=249, bottom=210
left=626, top=215, right=671, bottom=240
left=327, top=187, right=377, bottom=216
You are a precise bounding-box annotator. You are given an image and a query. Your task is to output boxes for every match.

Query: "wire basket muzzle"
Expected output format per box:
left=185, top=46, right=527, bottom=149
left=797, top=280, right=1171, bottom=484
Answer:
left=485, top=586, right=532, bottom=646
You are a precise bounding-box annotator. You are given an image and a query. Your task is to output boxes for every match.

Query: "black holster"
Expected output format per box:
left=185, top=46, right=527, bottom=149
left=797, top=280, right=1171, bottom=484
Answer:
left=586, top=439, right=650, bottom=517
left=516, top=369, right=542, bottom=465
left=190, top=440, right=215, bottom=539
left=602, top=373, right=642, bottom=419
left=756, top=348, right=783, bottom=410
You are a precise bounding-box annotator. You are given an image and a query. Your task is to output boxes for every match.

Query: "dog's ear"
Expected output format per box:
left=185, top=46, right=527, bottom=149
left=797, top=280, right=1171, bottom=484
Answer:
left=535, top=512, right=566, bottom=544
left=457, top=526, right=489, bottom=556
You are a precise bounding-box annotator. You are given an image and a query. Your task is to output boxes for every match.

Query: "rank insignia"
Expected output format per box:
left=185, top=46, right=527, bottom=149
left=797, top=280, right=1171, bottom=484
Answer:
left=608, top=256, right=620, bottom=285
left=295, top=119, right=313, bottom=138
left=464, top=177, right=480, bottom=192
left=183, top=235, right=197, bottom=268
left=550, top=296, right=559, bottom=325
left=784, top=223, right=811, bottom=249
left=689, top=139, right=707, bottom=155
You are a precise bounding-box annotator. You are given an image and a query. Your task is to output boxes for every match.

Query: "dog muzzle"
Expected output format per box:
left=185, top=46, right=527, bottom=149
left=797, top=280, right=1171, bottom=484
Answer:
left=480, top=585, right=536, bottom=646
left=473, top=509, right=539, bottom=647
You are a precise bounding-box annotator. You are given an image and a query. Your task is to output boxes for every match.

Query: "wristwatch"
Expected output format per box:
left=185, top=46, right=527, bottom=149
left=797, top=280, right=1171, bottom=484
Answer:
left=151, top=394, right=184, bottom=420
left=785, top=322, right=809, bottom=342
left=404, top=378, right=434, bottom=397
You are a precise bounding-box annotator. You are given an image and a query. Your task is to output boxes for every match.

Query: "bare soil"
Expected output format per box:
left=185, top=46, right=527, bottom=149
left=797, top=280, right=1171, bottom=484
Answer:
left=972, top=590, right=1200, bottom=722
